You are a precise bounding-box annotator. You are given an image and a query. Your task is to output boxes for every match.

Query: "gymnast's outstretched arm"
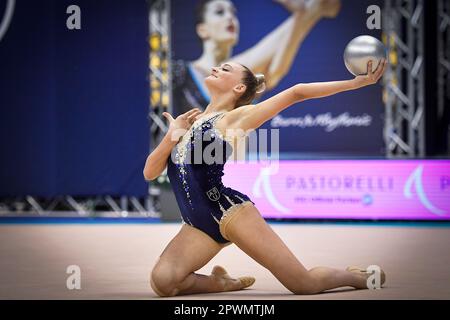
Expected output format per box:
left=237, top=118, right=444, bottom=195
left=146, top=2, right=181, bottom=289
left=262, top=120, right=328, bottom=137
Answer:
left=225, top=60, right=386, bottom=132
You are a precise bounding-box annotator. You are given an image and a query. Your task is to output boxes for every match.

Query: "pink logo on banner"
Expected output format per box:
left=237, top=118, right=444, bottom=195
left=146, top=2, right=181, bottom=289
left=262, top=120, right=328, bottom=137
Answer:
left=222, top=160, right=450, bottom=220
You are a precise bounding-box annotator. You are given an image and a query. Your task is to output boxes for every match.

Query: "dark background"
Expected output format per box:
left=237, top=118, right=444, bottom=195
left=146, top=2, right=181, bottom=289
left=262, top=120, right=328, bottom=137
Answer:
left=0, top=0, right=149, bottom=197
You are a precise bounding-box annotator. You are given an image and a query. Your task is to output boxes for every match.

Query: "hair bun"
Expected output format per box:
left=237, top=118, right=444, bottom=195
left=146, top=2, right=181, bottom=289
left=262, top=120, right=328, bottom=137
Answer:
left=255, top=73, right=266, bottom=94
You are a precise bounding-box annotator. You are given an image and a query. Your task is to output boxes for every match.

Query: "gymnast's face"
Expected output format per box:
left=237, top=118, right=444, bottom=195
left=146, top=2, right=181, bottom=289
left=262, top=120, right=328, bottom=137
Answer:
left=196, top=0, right=239, bottom=46
left=205, top=61, right=247, bottom=96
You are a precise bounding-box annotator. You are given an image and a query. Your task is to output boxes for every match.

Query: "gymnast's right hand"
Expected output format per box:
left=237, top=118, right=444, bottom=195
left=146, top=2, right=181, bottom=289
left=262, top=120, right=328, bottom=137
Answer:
left=162, top=108, right=203, bottom=142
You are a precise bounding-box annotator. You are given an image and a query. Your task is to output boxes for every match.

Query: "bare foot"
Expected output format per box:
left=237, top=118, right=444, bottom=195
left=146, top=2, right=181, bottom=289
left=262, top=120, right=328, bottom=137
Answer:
left=211, top=265, right=255, bottom=292
left=346, top=266, right=386, bottom=288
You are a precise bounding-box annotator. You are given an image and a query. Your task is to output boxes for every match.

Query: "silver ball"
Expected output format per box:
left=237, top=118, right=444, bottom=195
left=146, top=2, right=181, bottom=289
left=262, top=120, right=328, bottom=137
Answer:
left=344, top=35, right=387, bottom=76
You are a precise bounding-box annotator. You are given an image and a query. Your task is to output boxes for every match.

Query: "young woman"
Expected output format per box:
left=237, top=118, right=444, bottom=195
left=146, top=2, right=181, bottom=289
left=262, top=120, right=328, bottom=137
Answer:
left=144, top=59, right=387, bottom=297
left=172, top=0, right=341, bottom=116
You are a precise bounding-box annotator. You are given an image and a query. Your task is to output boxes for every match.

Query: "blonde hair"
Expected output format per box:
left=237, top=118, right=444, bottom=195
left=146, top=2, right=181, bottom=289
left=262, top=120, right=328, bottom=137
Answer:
left=235, top=64, right=266, bottom=108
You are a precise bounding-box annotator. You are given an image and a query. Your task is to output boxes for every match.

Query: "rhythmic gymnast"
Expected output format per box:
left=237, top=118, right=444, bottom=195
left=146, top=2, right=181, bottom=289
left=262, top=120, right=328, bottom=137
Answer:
left=143, top=59, right=387, bottom=297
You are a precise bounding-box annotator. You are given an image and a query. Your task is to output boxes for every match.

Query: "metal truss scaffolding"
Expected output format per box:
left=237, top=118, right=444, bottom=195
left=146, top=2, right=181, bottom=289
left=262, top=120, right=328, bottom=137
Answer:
left=438, top=0, right=450, bottom=154
left=0, top=1, right=173, bottom=218
left=147, top=0, right=172, bottom=216
left=383, top=0, right=426, bottom=158
left=0, top=195, right=156, bottom=218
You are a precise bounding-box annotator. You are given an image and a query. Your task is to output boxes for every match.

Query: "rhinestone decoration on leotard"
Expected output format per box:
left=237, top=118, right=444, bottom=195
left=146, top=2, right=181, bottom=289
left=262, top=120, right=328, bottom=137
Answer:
left=184, top=215, right=194, bottom=226
left=173, top=112, right=227, bottom=209
left=216, top=200, right=254, bottom=225
left=175, top=112, right=225, bottom=164
left=211, top=213, right=220, bottom=224
left=167, top=110, right=255, bottom=243
left=224, top=194, right=236, bottom=206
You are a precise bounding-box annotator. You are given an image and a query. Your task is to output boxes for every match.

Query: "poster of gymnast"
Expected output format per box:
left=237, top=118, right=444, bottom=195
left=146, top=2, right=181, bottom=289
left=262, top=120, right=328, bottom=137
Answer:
left=170, top=0, right=385, bottom=157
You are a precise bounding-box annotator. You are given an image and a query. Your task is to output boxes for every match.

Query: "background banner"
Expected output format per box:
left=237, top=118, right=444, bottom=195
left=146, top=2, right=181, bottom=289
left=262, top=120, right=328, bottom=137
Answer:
left=171, top=0, right=385, bottom=158
left=223, top=160, right=450, bottom=220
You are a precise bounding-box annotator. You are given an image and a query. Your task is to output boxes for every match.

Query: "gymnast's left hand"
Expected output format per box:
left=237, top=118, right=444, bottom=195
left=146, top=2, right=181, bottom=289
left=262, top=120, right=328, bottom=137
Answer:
left=354, top=59, right=387, bottom=87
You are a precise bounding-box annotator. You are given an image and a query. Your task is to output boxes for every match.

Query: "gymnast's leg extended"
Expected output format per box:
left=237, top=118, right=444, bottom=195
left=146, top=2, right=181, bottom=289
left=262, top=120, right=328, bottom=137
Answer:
left=150, top=224, right=255, bottom=297
left=220, top=203, right=380, bottom=295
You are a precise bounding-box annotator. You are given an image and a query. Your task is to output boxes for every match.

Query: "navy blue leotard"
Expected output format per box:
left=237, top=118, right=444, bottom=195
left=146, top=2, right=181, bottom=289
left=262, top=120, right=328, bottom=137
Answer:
left=166, top=111, right=255, bottom=243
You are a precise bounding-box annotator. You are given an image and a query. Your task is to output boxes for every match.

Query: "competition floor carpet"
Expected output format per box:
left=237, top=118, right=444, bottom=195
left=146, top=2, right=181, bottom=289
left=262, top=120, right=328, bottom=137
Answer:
left=1, top=221, right=449, bottom=299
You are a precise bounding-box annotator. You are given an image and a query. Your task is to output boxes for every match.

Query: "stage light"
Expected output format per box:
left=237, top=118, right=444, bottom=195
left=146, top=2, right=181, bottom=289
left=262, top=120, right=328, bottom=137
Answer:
left=162, top=93, right=169, bottom=107
left=151, top=91, right=161, bottom=105
left=150, top=33, right=161, bottom=51
left=151, top=78, right=160, bottom=89
left=150, top=54, right=161, bottom=69
left=389, top=51, right=398, bottom=66
left=161, top=59, right=168, bottom=70
left=391, top=76, right=398, bottom=86
left=161, top=35, right=168, bottom=48
left=389, top=34, right=395, bottom=47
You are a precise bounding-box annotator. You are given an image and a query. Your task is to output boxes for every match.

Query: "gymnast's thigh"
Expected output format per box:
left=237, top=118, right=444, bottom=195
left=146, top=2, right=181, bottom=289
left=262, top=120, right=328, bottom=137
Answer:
left=155, top=223, right=226, bottom=274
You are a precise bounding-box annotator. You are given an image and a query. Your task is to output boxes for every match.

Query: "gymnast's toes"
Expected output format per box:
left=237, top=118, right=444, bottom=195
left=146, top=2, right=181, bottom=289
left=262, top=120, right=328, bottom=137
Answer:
left=211, top=265, right=229, bottom=278
left=238, top=276, right=256, bottom=289
left=211, top=265, right=255, bottom=291
left=346, top=266, right=386, bottom=287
